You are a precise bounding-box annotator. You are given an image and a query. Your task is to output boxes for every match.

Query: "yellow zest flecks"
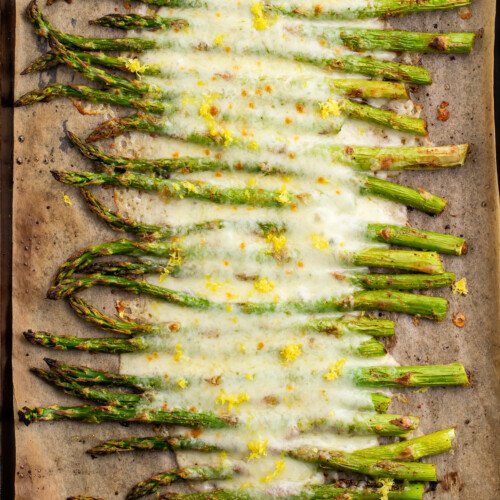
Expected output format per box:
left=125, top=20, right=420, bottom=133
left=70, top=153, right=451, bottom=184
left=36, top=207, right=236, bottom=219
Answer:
left=176, top=377, right=188, bottom=389
left=160, top=247, right=184, bottom=283
left=324, top=358, right=347, bottom=381
left=216, top=390, right=250, bottom=411
left=213, top=33, right=226, bottom=46
left=260, top=458, right=286, bottom=483
left=247, top=140, right=260, bottom=151
left=319, top=98, right=341, bottom=118
left=377, top=478, right=395, bottom=500
left=247, top=439, right=268, bottom=460
left=452, top=277, right=468, bottom=295
left=310, top=233, right=330, bottom=251
left=253, top=277, right=275, bottom=293
left=205, top=275, right=226, bottom=293
left=124, top=58, right=148, bottom=74
left=280, top=343, right=303, bottom=363
left=63, top=194, right=72, bottom=206
left=250, top=2, right=277, bottom=31
left=266, top=232, right=287, bottom=260
left=174, top=343, right=184, bottom=362
left=239, top=343, right=247, bottom=353
left=275, top=186, right=291, bottom=205
left=245, top=373, right=255, bottom=380
left=199, top=94, right=234, bottom=147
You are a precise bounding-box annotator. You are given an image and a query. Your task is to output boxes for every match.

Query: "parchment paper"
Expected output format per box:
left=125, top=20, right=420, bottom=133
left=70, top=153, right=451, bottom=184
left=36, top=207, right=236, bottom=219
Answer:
left=12, top=1, right=500, bottom=498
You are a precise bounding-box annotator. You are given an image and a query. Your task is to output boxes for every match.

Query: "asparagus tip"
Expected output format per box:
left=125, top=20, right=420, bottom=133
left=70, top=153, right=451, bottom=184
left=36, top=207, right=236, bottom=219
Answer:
left=18, top=407, right=34, bottom=426
left=44, top=357, right=59, bottom=368
left=50, top=170, right=63, bottom=182
left=23, top=329, right=36, bottom=342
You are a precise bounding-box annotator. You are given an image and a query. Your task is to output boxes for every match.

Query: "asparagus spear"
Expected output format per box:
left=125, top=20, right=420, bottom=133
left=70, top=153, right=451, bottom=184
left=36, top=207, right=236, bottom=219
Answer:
left=366, top=224, right=467, bottom=255
left=47, top=37, right=163, bottom=98
left=334, top=29, right=475, bottom=54
left=23, top=329, right=148, bottom=354
left=127, top=466, right=234, bottom=500
left=68, top=295, right=159, bottom=336
left=84, top=257, right=454, bottom=290
left=306, top=316, right=395, bottom=337
left=333, top=98, right=427, bottom=136
left=354, top=428, right=455, bottom=461
left=351, top=363, right=470, bottom=387
left=19, top=404, right=237, bottom=428
left=22, top=50, right=163, bottom=77
left=331, top=144, right=469, bottom=171
left=51, top=171, right=297, bottom=209
left=298, top=54, right=432, bottom=85
left=88, top=435, right=221, bottom=456
left=32, top=368, right=144, bottom=405
left=14, top=84, right=168, bottom=114
left=92, top=428, right=450, bottom=460
left=272, top=0, right=471, bottom=19
left=27, top=1, right=157, bottom=52
left=47, top=275, right=449, bottom=319
left=90, top=14, right=189, bottom=31
left=46, top=0, right=204, bottom=8
left=288, top=447, right=436, bottom=481
left=168, top=482, right=425, bottom=500
left=70, top=132, right=467, bottom=173
left=53, top=168, right=447, bottom=215
left=359, top=176, right=447, bottom=215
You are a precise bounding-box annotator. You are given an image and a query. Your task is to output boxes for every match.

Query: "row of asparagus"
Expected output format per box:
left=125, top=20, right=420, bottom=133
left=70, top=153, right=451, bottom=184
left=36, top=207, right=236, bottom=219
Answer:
left=45, top=0, right=472, bottom=20
left=21, top=358, right=467, bottom=499
left=16, top=2, right=475, bottom=139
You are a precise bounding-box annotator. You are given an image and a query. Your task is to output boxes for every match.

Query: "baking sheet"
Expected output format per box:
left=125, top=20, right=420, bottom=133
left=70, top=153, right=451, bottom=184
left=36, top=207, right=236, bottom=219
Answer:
left=11, top=0, right=500, bottom=498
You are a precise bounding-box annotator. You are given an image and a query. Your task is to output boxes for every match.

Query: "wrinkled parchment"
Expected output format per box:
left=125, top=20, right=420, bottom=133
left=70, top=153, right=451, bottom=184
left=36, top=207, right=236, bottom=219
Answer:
left=12, top=0, right=499, bottom=498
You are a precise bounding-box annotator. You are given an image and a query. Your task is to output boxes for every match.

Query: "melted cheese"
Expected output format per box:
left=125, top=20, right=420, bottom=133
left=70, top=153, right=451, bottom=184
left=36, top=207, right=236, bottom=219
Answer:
left=116, top=2, right=424, bottom=495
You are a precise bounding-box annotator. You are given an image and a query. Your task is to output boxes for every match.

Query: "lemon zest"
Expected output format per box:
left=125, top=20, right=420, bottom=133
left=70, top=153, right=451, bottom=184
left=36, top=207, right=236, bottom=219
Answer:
left=280, top=343, right=303, bottom=363
left=253, top=277, right=275, bottom=293
left=323, top=358, right=347, bottom=381
left=452, top=277, right=468, bottom=295
left=247, top=439, right=269, bottom=460
left=260, top=459, right=285, bottom=483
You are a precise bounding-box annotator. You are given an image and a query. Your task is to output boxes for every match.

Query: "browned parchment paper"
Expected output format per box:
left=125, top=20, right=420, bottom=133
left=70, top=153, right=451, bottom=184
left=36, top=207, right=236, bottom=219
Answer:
left=12, top=0, right=500, bottom=498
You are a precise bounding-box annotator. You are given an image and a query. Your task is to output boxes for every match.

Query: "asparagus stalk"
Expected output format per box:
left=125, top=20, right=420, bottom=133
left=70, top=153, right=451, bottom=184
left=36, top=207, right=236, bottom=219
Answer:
left=46, top=0, right=205, bottom=8
left=85, top=258, right=454, bottom=290
left=68, top=295, right=159, bottom=336
left=293, top=482, right=425, bottom=500
left=127, top=466, right=234, bottom=500
left=335, top=29, right=474, bottom=54
left=272, top=0, right=471, bottom=19
left=344, top=271, right=455, bottom=290
left=90, top=14, right=188, bottom=31
left=359, top=176, right=447, bottom=215
left=51, top=171, right=297, bottom=209
left=351, top=363, right=470, bottom=387
left=47, top=273, right=448, bottom=319
left=14, top=84, right=168, bottom=114
left=366, top=224, right=467, bottom=255
left=79, top=189, right=255, bottom=241
left=22, top=51, right=163, bottom=77
left=54, top=168, right=447, bottom=216
left=288, top=447, right=436, bottom=481
left=88, top=435, right=221, bottom=456
left=331, top=144, right=469, bottom=171
left=27, top=1, right=157, bottom=52
left=23, top=329, right=148, bottom=354
left=330, top=80, right=409, bottom=100
left=19, top=404, right=237, bottom=428
left=165, top=482, right=425, bottom=500
left=351, top=248, right=444, bottom=274
left=354, top=428, right=455, bottom=461
left=335, top=99, right=427, bottom=136
left=32, top=368, right=144, bottom=405
left=47, top=37, right=163, bottom=98
left=298, top=55, right=432, bottom=85
left=306, top=316, right=395, bottom=337
left=71, top=132, right=467, bottom=174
